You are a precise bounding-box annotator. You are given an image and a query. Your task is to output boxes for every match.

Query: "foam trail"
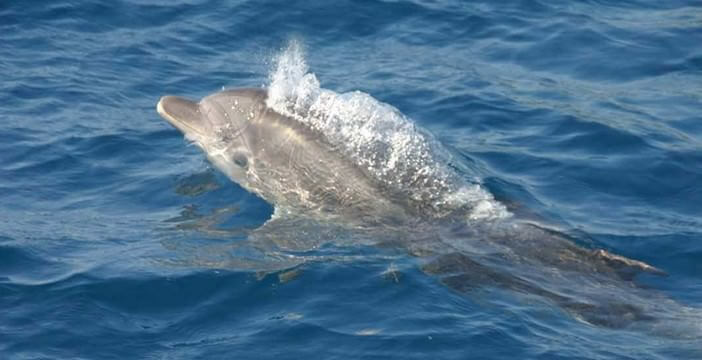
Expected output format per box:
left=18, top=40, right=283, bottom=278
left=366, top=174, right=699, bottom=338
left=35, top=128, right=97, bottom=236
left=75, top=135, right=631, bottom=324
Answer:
left=266, top=41, right=509, bottom=220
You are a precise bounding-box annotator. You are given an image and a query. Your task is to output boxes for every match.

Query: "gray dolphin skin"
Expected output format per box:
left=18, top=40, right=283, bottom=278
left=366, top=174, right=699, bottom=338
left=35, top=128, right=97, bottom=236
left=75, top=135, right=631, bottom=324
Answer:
left=157, top=88, right=682, bottom=332
left=158, top=89, right=412, bottom=226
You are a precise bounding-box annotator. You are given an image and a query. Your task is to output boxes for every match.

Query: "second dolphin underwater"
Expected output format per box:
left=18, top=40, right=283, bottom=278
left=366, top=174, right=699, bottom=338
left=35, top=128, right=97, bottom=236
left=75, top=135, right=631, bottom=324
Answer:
left=156, top=66, right=698, bottom=335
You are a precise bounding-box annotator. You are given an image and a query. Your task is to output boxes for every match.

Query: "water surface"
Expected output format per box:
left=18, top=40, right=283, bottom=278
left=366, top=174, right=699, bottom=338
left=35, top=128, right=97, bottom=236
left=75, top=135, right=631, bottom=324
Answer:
left=1, top=0, right=701, bottom=359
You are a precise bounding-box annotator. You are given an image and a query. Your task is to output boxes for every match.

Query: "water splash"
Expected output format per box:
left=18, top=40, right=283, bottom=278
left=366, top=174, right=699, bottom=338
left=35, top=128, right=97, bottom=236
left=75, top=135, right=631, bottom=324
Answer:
left=266, top=41, right=509, bottom=220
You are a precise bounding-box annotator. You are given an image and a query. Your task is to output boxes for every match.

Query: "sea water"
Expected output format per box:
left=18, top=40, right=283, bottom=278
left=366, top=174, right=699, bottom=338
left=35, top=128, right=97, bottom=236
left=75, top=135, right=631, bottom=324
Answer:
left=1, top=1, right=701, bottom=359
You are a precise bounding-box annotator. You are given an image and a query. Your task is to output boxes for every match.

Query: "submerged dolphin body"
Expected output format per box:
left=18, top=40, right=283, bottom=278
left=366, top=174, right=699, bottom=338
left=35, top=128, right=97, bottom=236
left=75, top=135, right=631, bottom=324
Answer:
left=157, top=88, right=674, bottom=330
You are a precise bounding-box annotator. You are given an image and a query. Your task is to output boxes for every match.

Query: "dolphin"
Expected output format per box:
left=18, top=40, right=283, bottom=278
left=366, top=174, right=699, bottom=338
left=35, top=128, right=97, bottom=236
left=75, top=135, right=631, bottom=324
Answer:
left=157, top=88, right=675, bottom=330
left=158, top=89, right=413, bottom=226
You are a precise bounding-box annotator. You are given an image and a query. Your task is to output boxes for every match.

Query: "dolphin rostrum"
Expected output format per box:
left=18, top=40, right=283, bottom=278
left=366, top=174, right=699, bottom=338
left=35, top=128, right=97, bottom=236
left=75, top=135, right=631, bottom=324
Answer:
left=157, top=88, right=679, bottom=331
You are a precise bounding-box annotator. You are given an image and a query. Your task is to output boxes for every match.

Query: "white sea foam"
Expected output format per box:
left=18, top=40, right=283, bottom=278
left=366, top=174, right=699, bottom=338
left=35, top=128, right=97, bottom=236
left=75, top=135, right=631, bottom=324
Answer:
left=266, top=40, right=509, bottom=220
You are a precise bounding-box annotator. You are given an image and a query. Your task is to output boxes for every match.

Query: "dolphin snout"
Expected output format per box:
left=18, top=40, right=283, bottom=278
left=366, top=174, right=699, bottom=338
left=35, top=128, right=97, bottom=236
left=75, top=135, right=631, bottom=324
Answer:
left=157, top=95, right=205, bottom=135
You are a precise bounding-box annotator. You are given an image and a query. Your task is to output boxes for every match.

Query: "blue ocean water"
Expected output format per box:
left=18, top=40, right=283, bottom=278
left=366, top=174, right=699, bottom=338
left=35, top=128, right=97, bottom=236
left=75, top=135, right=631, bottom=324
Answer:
left=1, top=0, right=701, bottom=358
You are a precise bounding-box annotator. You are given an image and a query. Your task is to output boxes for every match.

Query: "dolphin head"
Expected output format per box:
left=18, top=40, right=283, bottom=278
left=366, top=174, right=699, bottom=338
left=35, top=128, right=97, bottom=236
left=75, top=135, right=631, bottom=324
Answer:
left=158, top=87, right=402, bottom=219
left=157, top=88, right=267, bottom=191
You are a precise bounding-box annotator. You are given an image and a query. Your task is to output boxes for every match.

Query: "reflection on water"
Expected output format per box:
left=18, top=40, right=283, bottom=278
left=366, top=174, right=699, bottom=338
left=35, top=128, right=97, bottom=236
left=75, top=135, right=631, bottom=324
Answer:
left=173, top=170, right=220, bottom=197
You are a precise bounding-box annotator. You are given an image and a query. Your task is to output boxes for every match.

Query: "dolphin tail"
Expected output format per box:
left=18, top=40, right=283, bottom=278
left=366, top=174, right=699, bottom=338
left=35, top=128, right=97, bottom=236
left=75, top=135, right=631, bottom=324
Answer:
left=590, top=249, right=668, bottom=280
left=422, top=252, right=655, bottom=328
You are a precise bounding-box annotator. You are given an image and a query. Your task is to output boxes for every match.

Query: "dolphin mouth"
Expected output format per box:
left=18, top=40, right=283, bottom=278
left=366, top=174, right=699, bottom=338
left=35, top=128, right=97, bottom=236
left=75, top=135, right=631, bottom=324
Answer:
left=157, top=95, right=205, bottom=136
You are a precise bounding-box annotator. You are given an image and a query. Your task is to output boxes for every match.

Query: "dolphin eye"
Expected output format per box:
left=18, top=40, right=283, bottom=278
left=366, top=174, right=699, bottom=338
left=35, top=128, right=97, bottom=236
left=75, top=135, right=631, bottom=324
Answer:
left=232, top=153, right=248, bottom=169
